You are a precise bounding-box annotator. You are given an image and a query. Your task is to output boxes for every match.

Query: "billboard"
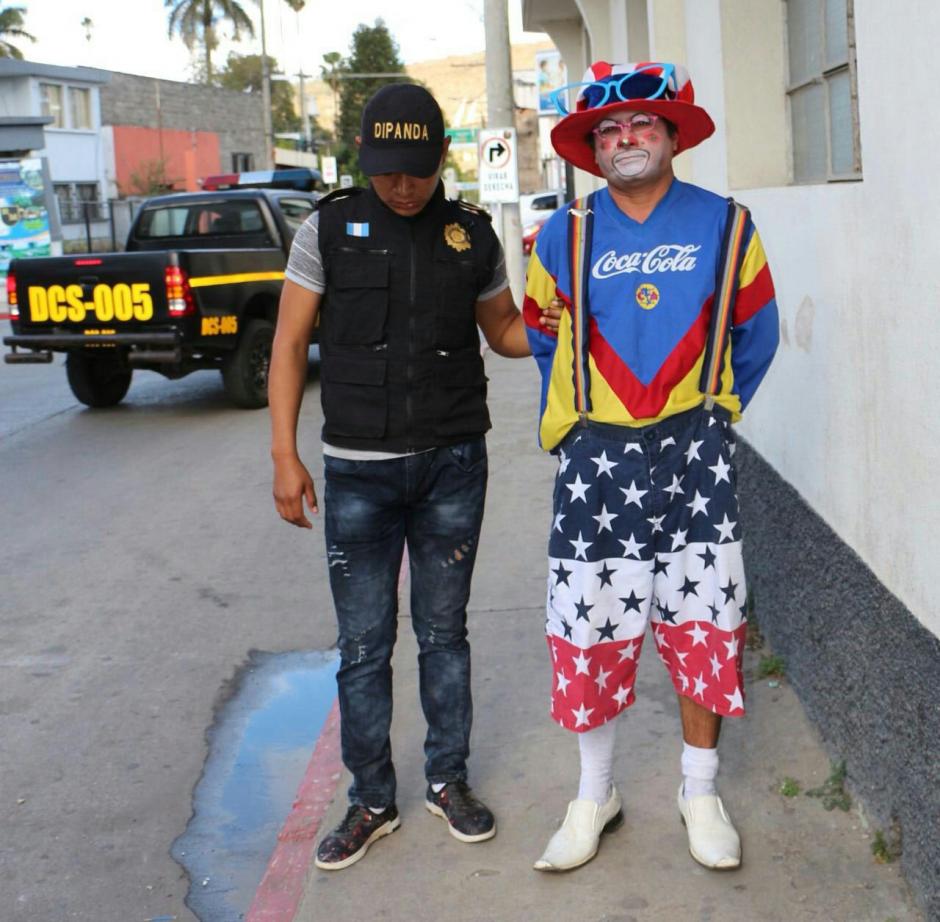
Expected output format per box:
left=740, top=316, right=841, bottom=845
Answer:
left=536, top=50, right=568, bottom=116
left=0, top=158, right=52, bottom=286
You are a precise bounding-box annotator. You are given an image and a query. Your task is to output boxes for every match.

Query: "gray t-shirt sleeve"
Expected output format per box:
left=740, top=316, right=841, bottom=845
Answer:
left=284, top=211, right=325, bottom=294
left=477, top=239, right=509, bottom=301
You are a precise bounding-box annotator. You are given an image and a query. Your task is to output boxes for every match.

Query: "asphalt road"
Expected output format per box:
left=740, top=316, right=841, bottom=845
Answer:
left=0, top=334, right=336, bottom=922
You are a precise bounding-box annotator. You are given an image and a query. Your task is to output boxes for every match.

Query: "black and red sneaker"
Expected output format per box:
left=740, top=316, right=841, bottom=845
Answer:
left=425, top=782, right=496, bottom=842
left=314, top=803, right=401, bottom=870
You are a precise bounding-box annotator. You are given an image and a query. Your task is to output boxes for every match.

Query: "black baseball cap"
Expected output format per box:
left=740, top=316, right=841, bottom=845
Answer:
left=359, top=83, right=445, bottom=178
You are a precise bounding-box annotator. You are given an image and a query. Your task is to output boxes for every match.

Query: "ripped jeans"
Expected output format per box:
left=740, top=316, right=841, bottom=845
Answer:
left=322, top=438, right=488, bottom=808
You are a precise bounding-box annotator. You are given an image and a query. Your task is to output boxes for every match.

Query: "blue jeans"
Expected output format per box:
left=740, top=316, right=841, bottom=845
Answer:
left=322, top=438, right=488, bottom=807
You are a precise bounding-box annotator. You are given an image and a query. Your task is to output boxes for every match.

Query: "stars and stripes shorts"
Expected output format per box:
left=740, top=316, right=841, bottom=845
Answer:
left=545, top=405, right=747, bottom=732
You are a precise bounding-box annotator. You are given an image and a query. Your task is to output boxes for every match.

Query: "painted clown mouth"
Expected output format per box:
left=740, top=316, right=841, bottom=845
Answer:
left=612, top=150, right=650, bottom=176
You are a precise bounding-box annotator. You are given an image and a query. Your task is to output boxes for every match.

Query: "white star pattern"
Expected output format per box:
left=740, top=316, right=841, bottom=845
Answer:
left=708, top=455, right=731, bottom=485
left=553, top=510, right=566, bottom=533
left=592, top=505, right=618, bottom=532
left=558, top=450, right=571, bottom=474
left=573, top=650, right=592, bottom=675
left=661, top=436, right=676, bottom=449
left=686, top=439, right=704, bottom=462
left=714, top=513, right=737, bottom=543
left=618, top=639, right=639, bottom=662
left=594, top=665, right=613, bottom=691
left=565, top=474, right=591, bottom=503
left=556, top=671, right=571, bottom=694
left=687, top=623, right=709, bottom=647
left=612, top=684, right=632, bottom=706
left=686, top=490, right=711, bottom=517
left=619, top=533, right=646, bottom=558
left=709, top=652, right=723, bottom=678
left=674, top=650, right=689, bottom=666
left=669, top=527, right=688, bottom=551
left=572, top=703, right=595, bottom=727
left=569, top=531, right=592, bottom=560
left=591, top=450, right=619, bottom=478
left=678, top=672, right=690, bottom=691
left=693, top=673, right=709, bottom=698
left=620, top=480, right=648, bottom=507
left=664, top=474, right=684, bottom=499
left=724, top=687, right=744, bottom=711
left=723, top=636, right=739, bottom=661
left=624, top=442, right=643, bottom=454
left=647, top=513, right=666, bottom=533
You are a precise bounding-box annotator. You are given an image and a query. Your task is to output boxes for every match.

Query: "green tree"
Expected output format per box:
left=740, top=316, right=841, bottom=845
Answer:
left=0, top=4, right=36, bottom=59
left=217, top=51, right=301, bottom=133
left=165, top=0, right=255, bottom=83
left=333, top=20, right=408, bottom=183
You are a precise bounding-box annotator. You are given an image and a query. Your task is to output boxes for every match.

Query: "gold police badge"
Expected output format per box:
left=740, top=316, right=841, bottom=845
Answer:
left=444, top=223, right=471, bottom=253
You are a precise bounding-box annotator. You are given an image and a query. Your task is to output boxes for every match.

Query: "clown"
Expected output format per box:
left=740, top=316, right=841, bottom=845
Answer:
left=523, top=62, right=780, bottom=872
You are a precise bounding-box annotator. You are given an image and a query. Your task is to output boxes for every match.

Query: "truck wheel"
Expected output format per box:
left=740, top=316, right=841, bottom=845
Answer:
left=221, top=318, right=274, bottom=409
left=66, top=353, right=133, bottom=408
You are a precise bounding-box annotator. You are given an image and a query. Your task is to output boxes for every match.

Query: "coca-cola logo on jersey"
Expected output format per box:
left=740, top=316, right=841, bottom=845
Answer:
left=592, top=244, right=701, bottom=279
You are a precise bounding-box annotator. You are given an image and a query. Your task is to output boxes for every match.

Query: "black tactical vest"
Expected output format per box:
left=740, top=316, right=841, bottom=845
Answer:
left=316, top=184, right=497, bottom=452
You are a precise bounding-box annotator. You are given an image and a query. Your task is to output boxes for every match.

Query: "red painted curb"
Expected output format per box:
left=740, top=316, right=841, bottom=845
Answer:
left=246, top=697, right=343, bottom=922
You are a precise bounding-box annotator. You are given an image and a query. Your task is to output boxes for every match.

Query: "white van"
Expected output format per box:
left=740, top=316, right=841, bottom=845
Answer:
left=519, top=190, right=565, bottom=229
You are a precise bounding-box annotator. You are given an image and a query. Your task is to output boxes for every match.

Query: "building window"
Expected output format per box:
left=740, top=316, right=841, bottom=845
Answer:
left=68, top=87, right=92, bottom=130
left=232, top=152, right=254, bottom=172
left=786, top=0, right=861, bottom=182
left=54, top=182, right=104, bottom=223
left=40, top=83, right=65, bottom=129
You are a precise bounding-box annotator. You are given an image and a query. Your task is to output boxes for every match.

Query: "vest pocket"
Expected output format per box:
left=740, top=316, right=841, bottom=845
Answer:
left=321, top=355, right=388, bottom=438
left=328, top=249, right=390, bottom=345
left=435, top=259, right=479, bottom=349
left=432, top=351, right=490, bottom=439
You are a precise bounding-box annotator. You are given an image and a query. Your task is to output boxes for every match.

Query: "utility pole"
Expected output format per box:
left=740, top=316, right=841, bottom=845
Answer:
left=259, top=0, right=274, bottom=169
left=484, top=0, right=524, bottom=301
left=296, top=70, right=312, bottom=151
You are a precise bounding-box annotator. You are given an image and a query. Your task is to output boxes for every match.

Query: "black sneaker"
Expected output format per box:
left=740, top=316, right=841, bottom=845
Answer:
left=314, top=803, right=400, bottom=870
left=425, top=781, right=496, bottom=842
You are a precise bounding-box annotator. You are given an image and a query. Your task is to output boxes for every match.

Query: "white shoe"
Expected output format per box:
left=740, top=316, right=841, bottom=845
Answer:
left=676, top=784, right=741, bottom=869
left=533, top=787, right=623, bottom=871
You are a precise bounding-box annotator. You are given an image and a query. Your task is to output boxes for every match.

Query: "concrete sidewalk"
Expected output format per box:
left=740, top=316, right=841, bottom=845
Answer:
left=292, top=358, right=921, bottom=922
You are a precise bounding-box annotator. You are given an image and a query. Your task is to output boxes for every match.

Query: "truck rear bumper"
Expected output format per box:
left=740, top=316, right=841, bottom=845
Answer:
left=4, top=332, right=182, bottom=365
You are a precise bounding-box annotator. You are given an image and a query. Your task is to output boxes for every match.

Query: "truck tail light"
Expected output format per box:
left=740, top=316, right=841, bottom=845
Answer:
left=165, top=265, right=195, bottom=317
left=6, top=269, right=18, bottom=318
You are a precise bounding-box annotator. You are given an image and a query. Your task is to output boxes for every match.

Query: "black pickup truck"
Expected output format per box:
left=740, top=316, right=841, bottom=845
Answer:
left=3, top=187, right=318, bottom=408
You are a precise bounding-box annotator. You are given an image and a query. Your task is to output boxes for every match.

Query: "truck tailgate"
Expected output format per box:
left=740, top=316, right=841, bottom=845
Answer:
left=13, top=253, right=173, bottom=330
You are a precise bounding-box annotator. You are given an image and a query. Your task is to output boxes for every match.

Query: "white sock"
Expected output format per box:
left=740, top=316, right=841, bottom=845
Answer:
left=577, top=719, right=617, bottom=804
left=681, top=742, right=719, bottom=799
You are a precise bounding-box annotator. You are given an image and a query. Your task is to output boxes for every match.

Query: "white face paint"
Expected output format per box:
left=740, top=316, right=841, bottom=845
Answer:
left=592, top=110, right=676, bottom=191
left=611, top=149, right=650, bottom=178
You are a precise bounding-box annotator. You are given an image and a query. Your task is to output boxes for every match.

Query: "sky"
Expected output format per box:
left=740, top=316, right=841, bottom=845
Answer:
left=17, top=0, right=547, bottom=82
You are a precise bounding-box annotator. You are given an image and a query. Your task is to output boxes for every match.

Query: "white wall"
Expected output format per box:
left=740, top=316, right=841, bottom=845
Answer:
left=735, top=2, right=940, bottom=635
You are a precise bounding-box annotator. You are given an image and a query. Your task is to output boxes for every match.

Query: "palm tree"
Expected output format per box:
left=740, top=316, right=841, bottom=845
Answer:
left=0, top=5, right=36, bottom=60
left=165, top=0, right=255, bottom=83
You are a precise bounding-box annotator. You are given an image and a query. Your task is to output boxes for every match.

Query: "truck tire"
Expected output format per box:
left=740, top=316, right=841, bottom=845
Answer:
left=66, top=353, right=133, bottom=408
left=221, top=318, right=274, bottom=409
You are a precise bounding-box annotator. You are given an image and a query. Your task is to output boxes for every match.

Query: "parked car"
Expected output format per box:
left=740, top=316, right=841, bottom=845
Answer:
left=519, top=189, right=565, bottom=228
left=523, top=218, right=547, bottom=255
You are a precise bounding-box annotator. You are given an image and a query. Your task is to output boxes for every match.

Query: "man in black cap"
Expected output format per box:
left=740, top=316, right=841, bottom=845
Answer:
left=269, top=82, right=555, bottom=869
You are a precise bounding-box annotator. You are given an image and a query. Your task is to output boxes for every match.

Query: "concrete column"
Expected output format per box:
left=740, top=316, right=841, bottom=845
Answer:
left=484, top=0, right=525, bottom=301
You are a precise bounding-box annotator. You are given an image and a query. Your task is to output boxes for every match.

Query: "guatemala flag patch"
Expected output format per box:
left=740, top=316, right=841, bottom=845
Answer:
left=346, top=222, right=370, bottom=237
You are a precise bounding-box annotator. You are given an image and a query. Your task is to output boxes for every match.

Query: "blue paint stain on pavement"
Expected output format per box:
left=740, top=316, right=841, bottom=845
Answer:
left=172, top=649, right=339, bottom=921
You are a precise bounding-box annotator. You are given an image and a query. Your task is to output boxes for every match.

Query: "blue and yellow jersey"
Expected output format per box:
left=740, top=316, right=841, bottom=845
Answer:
left=523, top=180, right=779, bottom=450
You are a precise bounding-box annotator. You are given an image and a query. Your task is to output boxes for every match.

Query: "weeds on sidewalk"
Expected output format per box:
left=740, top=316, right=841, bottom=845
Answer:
left=779, top=777, right=801, bottom=797
left=757, top=654, right=787, bottom=679
left=805, top=760, right=851, bottom=811
left=871, top=823, right=903, bottom=864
